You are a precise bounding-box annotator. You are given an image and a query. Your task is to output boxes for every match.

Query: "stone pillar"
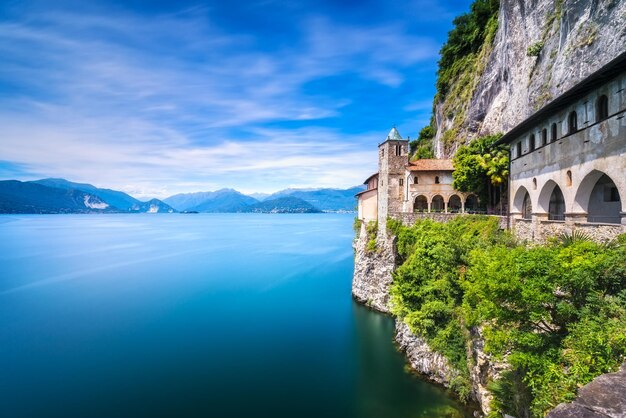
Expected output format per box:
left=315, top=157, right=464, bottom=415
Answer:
left=461, top=200, right=465, bottom=214
left=533, top=213, right=549, bottom=242
left=444, top=201, right=448, bottom=213
left=427, top=202, right=431, bottom=213
left=509, top=211, right=522, bottom=229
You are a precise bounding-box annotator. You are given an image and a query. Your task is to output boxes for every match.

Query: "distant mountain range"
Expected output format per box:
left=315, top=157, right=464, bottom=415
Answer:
left=0, top=178, right=364, bottom=214
left=0, top=179, right=176, bottom=214
left=261, top=186, right=365, bottom=211
left=163, top=189, right=259, bottom=212
left=164, top=186, right=364, bottom=213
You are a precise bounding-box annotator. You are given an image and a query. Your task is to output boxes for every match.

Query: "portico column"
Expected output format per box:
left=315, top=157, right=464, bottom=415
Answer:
left=461, top=200, right=465, bottom=214
left=444, top=200, right=448, bottom=213
left=427, top=201, right=431, bottom=213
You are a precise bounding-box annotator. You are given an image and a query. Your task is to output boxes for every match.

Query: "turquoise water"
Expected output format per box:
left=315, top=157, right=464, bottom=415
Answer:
left=0, top=214, right=468, bottom=417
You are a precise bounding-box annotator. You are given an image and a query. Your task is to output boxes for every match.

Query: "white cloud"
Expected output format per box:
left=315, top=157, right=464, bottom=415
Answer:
left=0, top=5, right=438, bottom=197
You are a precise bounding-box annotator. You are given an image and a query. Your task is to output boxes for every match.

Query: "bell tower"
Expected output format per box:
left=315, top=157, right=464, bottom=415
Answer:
left=378, top=127, right=409, bottom=228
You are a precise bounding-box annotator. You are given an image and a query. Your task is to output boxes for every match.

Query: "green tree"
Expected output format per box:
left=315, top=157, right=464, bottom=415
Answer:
left=437, top=0, right=500, bottom=99
left=409, top=125, right=436, bottom=160
left=452, top=133, right=508, bottom=212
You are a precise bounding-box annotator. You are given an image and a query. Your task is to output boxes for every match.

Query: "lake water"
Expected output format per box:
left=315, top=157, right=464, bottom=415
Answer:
left=0, top=214, right=468, bottom=417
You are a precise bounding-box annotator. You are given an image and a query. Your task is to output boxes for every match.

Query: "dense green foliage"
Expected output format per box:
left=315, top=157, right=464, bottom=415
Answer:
left=452, top=134, right=508, bottom=212
left=388, top=217, right=626, bottom=416
left=353, top=217, right=362, bottom=234
left=436, top=0, right=500, bottom=100
left=365, top=220, right=378, bottom=253
left=409, top=126, right=436, bottom=160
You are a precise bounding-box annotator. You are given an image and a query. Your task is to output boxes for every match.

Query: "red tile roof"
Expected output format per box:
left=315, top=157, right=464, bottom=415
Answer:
left=355, top=188, right=377, bottom=197
left=406, top=159, right=454, bottom=171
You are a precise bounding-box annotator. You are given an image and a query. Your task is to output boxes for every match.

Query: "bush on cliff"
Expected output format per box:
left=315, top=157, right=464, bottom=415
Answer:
left=388, top=217, right=626, bottom=416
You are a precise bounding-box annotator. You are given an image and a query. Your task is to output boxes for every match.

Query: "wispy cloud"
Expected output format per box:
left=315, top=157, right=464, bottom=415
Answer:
left=0, top=1, right=456, bottom=197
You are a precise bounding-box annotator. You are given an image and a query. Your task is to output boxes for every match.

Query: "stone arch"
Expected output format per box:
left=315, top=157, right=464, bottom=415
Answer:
left=465, top=194, right=479, bottom=213
left=574, top=170, right=622, bottom=223
left=431, top=195, right=444, bottom=212
left=512, top=185, right=531, bottom=214
left=549, top=186, right=565, bottom=220
left=414, top=195, right=428, bottom=212
left=448, top=194, right=462, bottom=213
left=535, top=180, right=566, bottom=220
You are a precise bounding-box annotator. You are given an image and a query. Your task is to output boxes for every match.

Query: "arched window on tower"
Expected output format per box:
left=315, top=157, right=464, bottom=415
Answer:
left=596, top=95, right=609, bottom=122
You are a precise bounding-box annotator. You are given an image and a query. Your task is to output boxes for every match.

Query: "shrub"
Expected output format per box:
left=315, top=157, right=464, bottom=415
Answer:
left=527, top=41, right=544, bottom=57
left=390, top=217, right=626, bottom=414
left=365, top=220, right=378, bottom=253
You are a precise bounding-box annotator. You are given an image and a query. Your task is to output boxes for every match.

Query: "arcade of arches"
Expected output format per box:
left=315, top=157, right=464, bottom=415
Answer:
left=512, top=170, right=623, bottom=226
left=412, top=193, right=479, bottom=213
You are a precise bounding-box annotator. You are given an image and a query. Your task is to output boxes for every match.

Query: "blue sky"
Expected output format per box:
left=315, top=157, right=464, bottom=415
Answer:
left=0, top=0, right=472, bottom=198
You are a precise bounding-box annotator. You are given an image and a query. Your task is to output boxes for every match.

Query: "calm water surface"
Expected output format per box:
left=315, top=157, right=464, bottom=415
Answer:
left=0, top=214, right=468, bottom=417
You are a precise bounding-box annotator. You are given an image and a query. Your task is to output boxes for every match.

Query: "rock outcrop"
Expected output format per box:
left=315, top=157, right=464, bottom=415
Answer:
left=353, top=222, right=506, bottom=415
left=547, top=362, right=626, bottom=418
left=467, top=326, right=508, bottom=415
left=435, top=0, right=626, bottom=157
left=395, top=321, right=458, bottom=386
left=351, top=223, right=396, bottom=313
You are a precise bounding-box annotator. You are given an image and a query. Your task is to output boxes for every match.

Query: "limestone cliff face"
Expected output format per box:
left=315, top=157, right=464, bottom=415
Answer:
left=547, top=362, right=626, bottom=418
left=467, top=326, right=508, bottom=415
left=394, top=321, right=458, bottom=386
left=435, top=0, right=626, bottom=157
left=351, top=223, right=396, bottom=313
left=352, top=224, right=504, bottom=415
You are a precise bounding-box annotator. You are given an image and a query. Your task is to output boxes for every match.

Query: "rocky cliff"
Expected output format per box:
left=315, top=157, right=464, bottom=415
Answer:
left=351, top=223, right=396, bottom=313
left=547, top=362, right=626, bottom=418
left=434, top=0, right=626, bottom=157
left=352, top=224, right=503, bottom=415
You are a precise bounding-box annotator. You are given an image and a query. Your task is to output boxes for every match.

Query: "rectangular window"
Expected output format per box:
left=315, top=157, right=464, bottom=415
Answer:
left=399, top=178, right=404, bottom=186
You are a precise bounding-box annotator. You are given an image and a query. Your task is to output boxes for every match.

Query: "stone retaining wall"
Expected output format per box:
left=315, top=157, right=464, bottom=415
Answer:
left=389, top=212, right=508, bottom=230
left=513, top=218, right=625, bottom=243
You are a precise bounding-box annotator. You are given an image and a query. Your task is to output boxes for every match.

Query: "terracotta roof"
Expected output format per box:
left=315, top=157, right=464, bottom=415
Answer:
left=406, top=159, right=454, bottom=171
left=363, top=172, right=379, bottom=184
left=355, top=188, right=377, bottom=197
